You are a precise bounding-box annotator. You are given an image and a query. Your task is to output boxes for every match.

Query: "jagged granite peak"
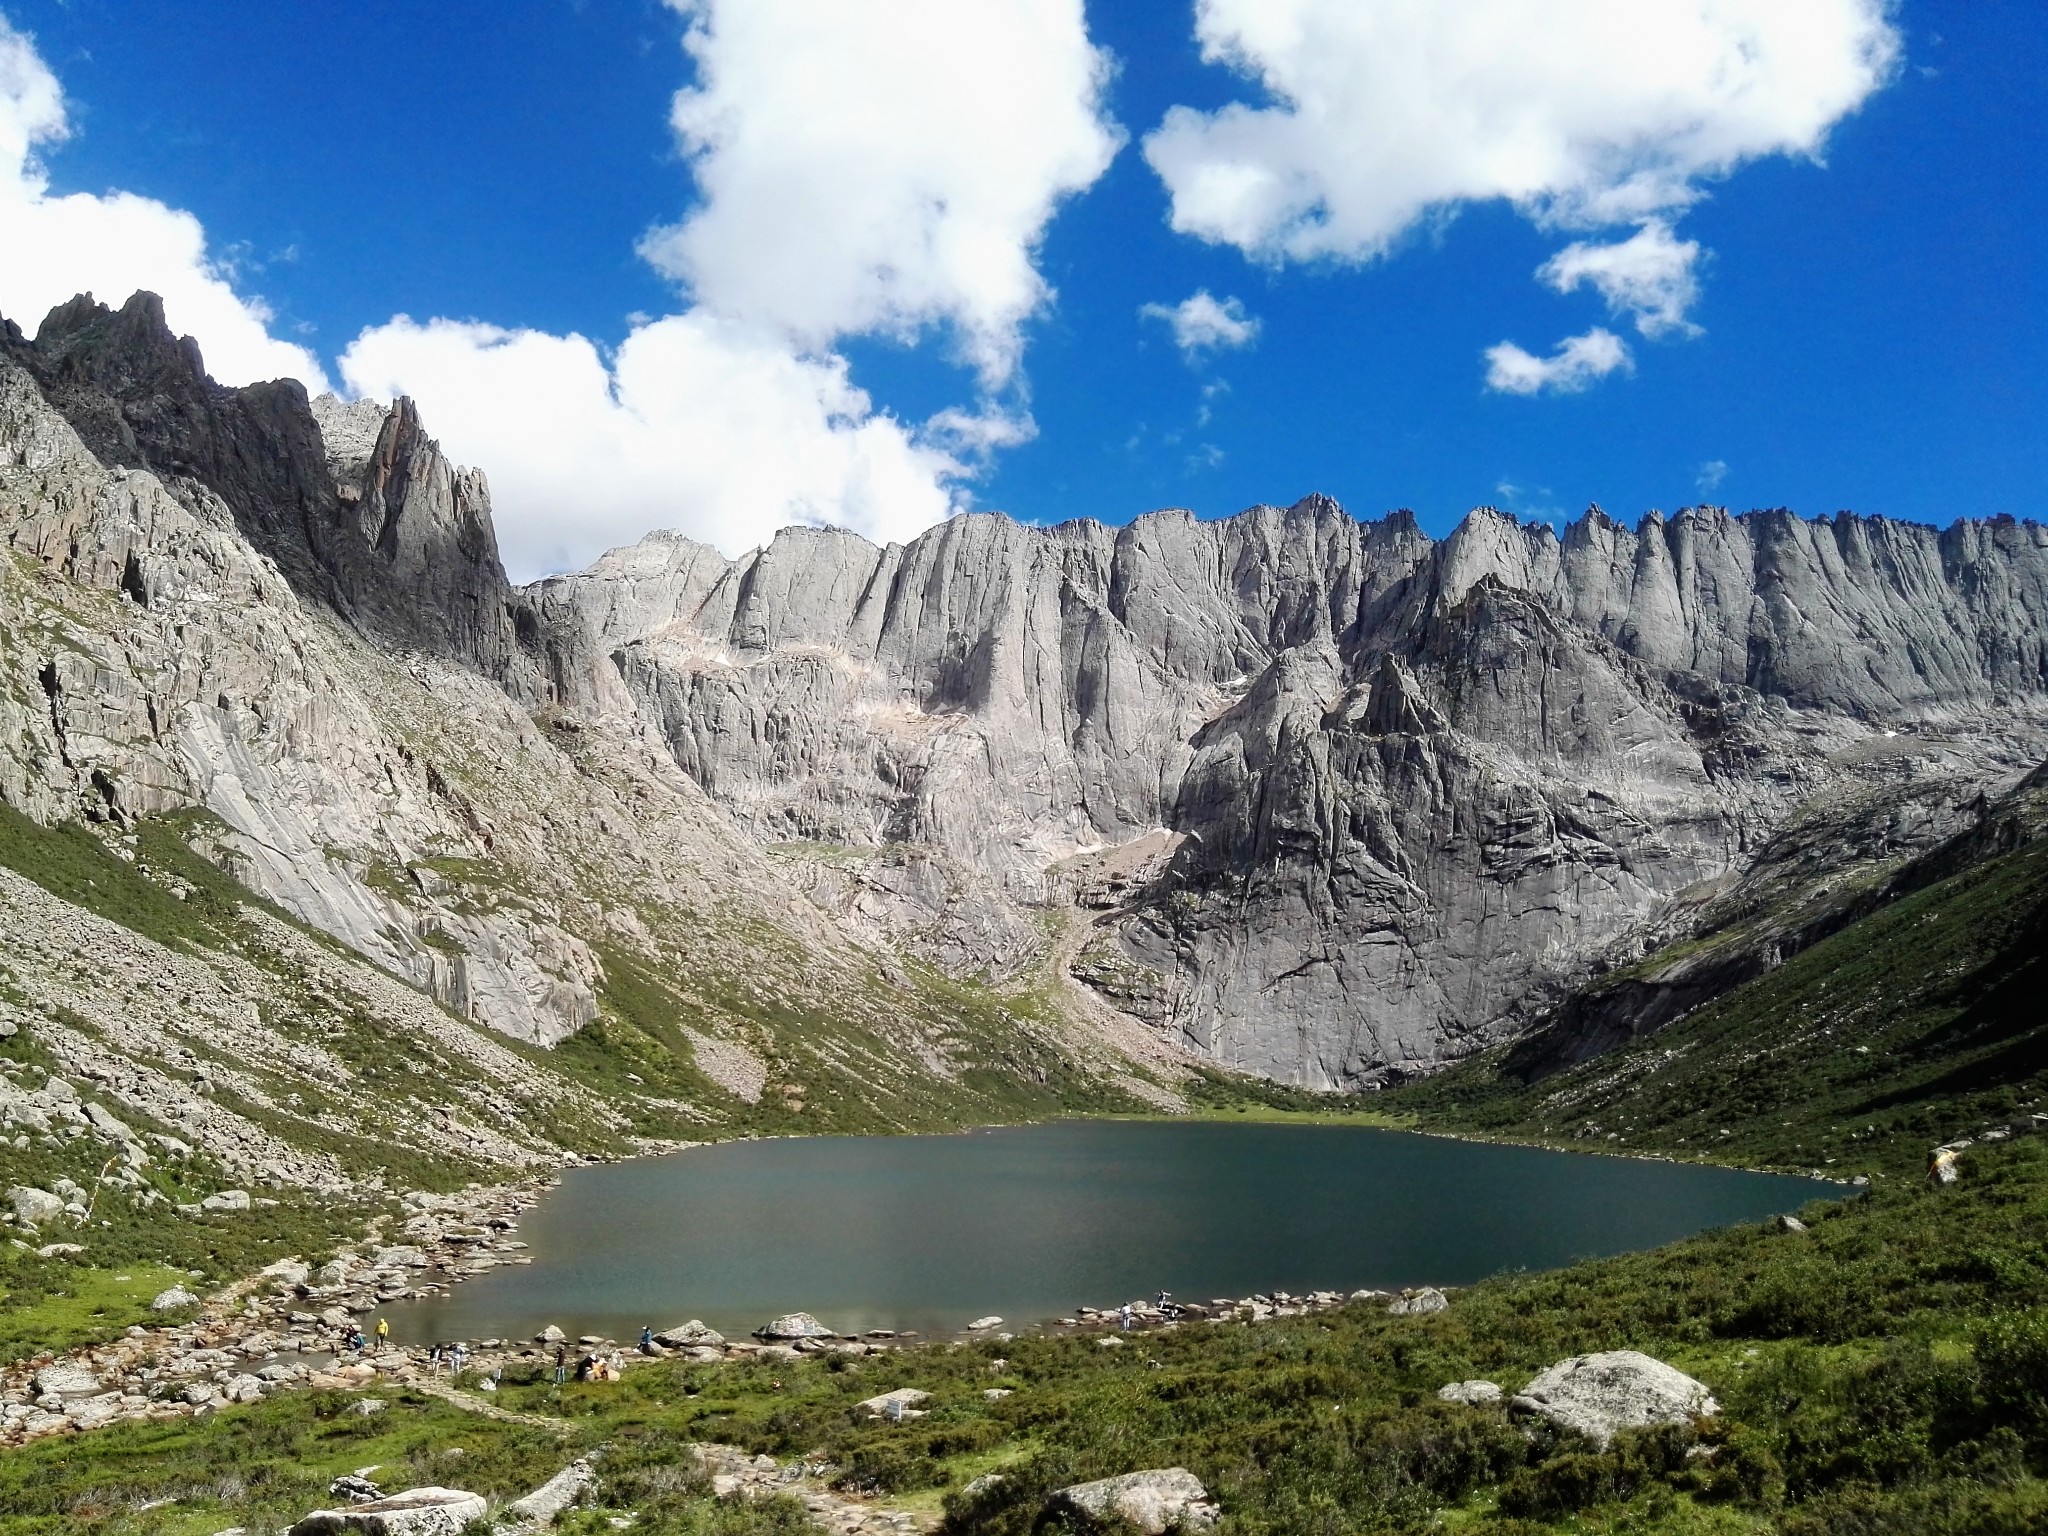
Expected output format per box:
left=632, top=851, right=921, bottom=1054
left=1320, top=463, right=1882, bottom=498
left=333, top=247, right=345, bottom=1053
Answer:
left=309, top=391, right=390, bottom=477
left=1, top=291, right=526, bottom=683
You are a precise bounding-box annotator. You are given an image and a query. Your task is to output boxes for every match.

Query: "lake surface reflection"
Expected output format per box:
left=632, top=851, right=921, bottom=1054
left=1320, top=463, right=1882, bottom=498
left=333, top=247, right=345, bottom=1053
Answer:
left=389, top=1120, right=1834, bottom=1344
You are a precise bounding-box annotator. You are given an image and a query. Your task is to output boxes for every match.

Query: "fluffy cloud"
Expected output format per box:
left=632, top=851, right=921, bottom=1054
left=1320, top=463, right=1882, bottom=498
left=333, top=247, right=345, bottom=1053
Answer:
left=340, top=314, right=974, bottom=582
left=639, top=0, right=1121, bottom=387
left=3, top=2, right=1120, bottom=576
left=1145, top=0, right=1898, bottom=386
left=0, top=15, right=327, bottom=389
left=1484, top=328, right=1632, bottom=395
left=1140, top=290, right=1260, bottom=359
left=1539, top=221, right=1703, bottom=338
left=352, top=0, right=1123, bottom=574
left=1146, top=0, right=1899, bottom=259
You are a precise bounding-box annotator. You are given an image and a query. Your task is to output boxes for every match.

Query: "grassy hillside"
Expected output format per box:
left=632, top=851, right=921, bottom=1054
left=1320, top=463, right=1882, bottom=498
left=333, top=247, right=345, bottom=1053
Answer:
left=1389, top=824, right=2048, bottom=1182
left=0, top=803, right=1149, bottom=1364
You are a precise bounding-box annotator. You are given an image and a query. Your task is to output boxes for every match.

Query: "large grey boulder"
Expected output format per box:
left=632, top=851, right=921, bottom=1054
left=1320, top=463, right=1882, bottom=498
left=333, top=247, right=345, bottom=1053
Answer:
left=653, top=1320, right=725, bottom=1349
left=1048, top=1469, right=1220, bottom=1534
left=1510, top=1351, right=1719, bottom=1448
left=151, top=1285, right=200, bottom=1311
left=856, top=1388, right=930, bottom=1420
left=286, top=1486, right=486, bottom=1535
left=754, top=1311, right=833, bottom=1340
left=200, top=1189, right=251, bottom=1212
left=1389, top=1288, right=1448, bottom=1316
left=504, top=1459, right=596, bottom=1527
left=9, top=1186, right=63, bottom=1226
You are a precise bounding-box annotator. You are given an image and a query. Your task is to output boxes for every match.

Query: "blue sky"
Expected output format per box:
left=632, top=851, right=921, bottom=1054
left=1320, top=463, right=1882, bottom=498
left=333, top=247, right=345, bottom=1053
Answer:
left=0, top=1, right=2040, bottom=578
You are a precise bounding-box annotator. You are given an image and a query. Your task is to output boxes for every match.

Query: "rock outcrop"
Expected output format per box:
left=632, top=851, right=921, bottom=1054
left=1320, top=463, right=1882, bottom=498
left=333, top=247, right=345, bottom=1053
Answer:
left=1511, top=1350, right=1719, bottom=1448
left=1048, top=1468, right=1220, bottom=1533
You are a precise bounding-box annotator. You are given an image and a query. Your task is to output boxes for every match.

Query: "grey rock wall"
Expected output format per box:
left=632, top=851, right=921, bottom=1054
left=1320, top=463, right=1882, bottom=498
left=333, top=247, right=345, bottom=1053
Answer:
left=520, top=495, right=2048, bottom=1085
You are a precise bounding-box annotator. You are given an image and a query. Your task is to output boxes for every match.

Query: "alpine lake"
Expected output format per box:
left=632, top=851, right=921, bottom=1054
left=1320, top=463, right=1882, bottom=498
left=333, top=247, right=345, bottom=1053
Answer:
left=387, top=1119, right=1835, bottom=1345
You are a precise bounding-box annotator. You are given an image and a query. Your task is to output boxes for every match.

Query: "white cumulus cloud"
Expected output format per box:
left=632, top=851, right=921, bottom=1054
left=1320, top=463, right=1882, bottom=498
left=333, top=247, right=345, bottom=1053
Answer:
left=638, top=0, right=1121, bottom=388
left=349, top=0, right=1123, bottom=575
left=1140, top=290, right=1260, bottom=360
left=1484, top=328, right=1632, bottom=395
left=1144, top=0, right=1899, bottom=386
left=340, top=314, right=970, bottom=582
left=0, top=14, right=327, bottom=389
left=1, top=2, right=1125, bottom=578
left=1539, top=220, right=1704, bottom=338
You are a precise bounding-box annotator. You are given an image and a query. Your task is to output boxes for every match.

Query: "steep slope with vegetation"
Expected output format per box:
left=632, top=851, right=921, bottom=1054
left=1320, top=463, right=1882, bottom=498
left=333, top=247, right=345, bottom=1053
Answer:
left=1390, top=762, right=2048, bottom=1179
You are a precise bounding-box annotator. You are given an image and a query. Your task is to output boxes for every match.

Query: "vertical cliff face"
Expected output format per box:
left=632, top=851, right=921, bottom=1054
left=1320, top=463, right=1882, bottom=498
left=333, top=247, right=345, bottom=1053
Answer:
left=519, top=496, right=2048, bottom=1085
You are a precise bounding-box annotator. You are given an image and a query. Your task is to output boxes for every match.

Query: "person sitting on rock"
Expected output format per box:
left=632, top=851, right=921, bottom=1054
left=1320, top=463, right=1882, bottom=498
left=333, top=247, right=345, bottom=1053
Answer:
left=640, top=1325, right=654, bottom=1353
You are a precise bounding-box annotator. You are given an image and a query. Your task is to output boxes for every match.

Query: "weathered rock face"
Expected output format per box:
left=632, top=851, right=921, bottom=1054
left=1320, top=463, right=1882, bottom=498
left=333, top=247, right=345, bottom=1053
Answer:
left=2, top=291, right=524, bottom=682
left=8, top=286, right=2048, bottom=1095
left=521, top=499, right=2048, bottom=1085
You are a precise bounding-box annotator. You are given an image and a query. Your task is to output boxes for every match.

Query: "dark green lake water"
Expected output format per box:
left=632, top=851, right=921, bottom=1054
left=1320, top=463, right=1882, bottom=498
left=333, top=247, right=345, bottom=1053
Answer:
left=388, top=1121, right=1834, bottom=1344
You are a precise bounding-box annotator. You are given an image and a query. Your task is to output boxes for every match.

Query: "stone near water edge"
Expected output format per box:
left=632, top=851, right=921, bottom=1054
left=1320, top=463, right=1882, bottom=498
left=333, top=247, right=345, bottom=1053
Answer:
left=1777, top=1214, right=1809, bottom=1234
left=287, top=1486, right=487, bottom=1536
left=1048, top=1468, right=1220, bottom=1534
left=152, top=1286, right=200, bottom=1311
left=653, top=1320, right=725, bottom=1349
left=34, top=1363, right=103, bottom=1397
left=1510, top=1350, right=1719, bottom=1449
left=537, top=1325, right=566, bottom=1345
left=1438, top=1380, right=1503, bottom=1406
left=8, top=1186, right=63, bottom=1226
left=755, top=1311, right=834, bottom=1340
left=1388, top=1287, right=1448, bottom=1316
left=968, top=1315, right=1003, bottom=1330
left=857, top=1388, right=931, bottom=1420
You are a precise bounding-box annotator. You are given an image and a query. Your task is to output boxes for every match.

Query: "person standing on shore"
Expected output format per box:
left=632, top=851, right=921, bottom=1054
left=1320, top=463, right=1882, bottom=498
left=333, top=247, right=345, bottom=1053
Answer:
left=554, top=1343, right=568, bottom=1385
left=1120, top=1304, right=1132, bottom=1331
left=640, top=1325, right=653, bottom=1353
left=375, top=1316, right=389, bottom=1345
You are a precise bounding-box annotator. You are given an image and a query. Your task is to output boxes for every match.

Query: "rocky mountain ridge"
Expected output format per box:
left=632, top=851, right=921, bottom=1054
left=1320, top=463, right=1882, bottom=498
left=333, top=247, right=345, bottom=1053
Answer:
left=521, top=490, right=2048, bottom=1084
left=4, top=288, right=2047, bottom=1109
